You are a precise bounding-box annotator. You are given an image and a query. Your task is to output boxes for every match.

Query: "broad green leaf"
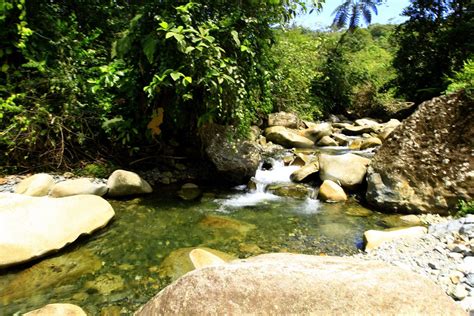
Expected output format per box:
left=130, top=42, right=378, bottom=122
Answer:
left=170, top=71, right=183, bottom=81
left=231, top=30, right=240, bottom=46
left=159, top=21, right=169, bottom=29
left=142, top=34, right=158, bottom=64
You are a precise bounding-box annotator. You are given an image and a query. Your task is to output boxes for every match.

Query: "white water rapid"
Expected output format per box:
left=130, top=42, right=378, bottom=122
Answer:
left=217, top=158, right=320, bottom=213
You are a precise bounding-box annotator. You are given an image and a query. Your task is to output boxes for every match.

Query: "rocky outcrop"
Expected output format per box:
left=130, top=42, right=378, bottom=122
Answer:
left=299, top=122, right=332, bottom=142
left=49, top=178, right=108, bottom=198
left=15, top=174, right=54, bottom=197
left=267, top=111, right=302, bottom=129
left=319, top=153, right=371, bottom=189
left=265, top=126, right=313, bottom=148
left=107, top=170, right=153, bottom=197
left=136, top=253, right=465, bottom=315
left=366, top=92, right=473, bottom=214
left=0, top=193, right=114, bottom=267
left=200, top=124, right=262, bottom=184
left=24, top=304, right=87, bottom=316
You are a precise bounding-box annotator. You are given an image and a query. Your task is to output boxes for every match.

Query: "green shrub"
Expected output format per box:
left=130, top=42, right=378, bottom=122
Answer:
left=445, top=59, right=474, bottom=98
left=457, top=200, right=474, bottom=217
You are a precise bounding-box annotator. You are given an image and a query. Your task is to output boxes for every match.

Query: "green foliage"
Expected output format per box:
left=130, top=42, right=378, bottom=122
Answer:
left=271, top=28, right=324, bottom=120
left=445, top=59, right=474, bottom=98
left=310, top=25, right=398, bottom=117
left=79, top=162, right=115, bottom=179
left=393, top=0, right=474, bottom=103
left=456, top=200, right=474, bottom=217
left=0, top=0, right=320, bottom=171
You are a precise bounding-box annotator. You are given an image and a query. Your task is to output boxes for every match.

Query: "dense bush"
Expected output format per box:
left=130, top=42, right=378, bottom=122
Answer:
left=445, top=59, right=474, bottom=98
left=0, top=0, right=314, bottom=171
left=310, top=25, right=398, bottom=118
left=271, top=28, right=324, bottom=120
left=393, top=0, right=474, bottom=103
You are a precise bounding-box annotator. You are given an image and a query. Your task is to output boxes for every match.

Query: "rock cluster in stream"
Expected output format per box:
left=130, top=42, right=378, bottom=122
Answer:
left=354, top=214, right=474, bottom=312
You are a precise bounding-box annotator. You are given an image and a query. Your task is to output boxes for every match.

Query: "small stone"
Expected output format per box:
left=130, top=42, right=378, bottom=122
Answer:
left=448, top=252, right=464, bottom=260
left=450, top=284, right=468, bottom=300
left=450, top=271, right=464, bottom=284
left=459, top=257, right=474, bottom=274
left=428, top=262, right=440, bottom=270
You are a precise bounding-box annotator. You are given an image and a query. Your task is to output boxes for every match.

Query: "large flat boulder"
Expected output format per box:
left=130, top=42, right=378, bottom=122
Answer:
left=319, top=153, right=371, bottom=189
left=265, top=126, right=314, bottom=149
left=136, top=253, right=464, bottom=315
left=0, top=193, right=114, bottom=267
left=366, top=92, right=473, bottom=214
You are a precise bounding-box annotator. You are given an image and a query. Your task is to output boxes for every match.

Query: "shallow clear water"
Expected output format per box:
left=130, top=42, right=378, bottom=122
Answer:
left=0, top=185, right=399, bottom=315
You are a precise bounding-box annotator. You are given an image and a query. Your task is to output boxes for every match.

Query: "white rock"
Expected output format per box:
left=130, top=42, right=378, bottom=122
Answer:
left=107, top=170, right=153, bottom=197
left=15, top=174, right=54, bottom=197
left=364, top=226, right=427, bottom=251
left=24, top=303, right=87, bottom=316
left=49, top=178, right=108, bottom=197
left=0, top=193, right=115, bottom=267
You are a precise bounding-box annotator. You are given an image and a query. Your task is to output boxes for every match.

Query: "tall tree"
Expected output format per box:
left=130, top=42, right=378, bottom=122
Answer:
left=393, top=0, right=474, bottom=103
left=332, top=0, right=382, bottom=31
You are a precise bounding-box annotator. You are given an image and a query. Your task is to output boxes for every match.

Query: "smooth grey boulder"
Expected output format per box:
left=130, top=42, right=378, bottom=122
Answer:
left=49, top=178, right=108, bottom=197
left=107, top=170, right=153, bottom=197
left=319, top=153, right=371, bottom=189
left=265, top=126, right=314, bottom=149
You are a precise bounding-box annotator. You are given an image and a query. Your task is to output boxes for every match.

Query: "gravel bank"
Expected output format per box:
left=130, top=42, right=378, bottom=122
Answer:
left=354, top=214, right=474, bottom=313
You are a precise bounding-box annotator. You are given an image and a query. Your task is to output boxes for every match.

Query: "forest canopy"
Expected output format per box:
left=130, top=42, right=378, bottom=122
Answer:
left=0, top=0, right=472, bottom=171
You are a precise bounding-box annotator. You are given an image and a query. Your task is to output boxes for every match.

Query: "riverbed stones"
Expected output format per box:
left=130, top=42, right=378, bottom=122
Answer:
left=317, top=135, right=338, bottom=147
left=318, top=180, right=347, bottom=202
left=135, top=253, right=465, bottom=315
left=342, top=124, right=375, bottom=136
left=177, top=183, right=201, bottom=201
left=299, top=122, right=332, bottom=142
left=15, top=173, right=54, bottom=197
left=290, top=160, right=319, bottom=182
left=0, top=249, right=101, bottom=303
left=107, top=170, right=152, bottom=197
left=85, top=273, right=125, bottom=295
left=364, top=226, right=428, bottom=251
left=24, top=304, right=87, bottom=316
left=360, top=137, right=382, bottom=150
left=366, top=92, right=473, bottom=214
left=319, top=153, right=371, bottom=189
left=200, top=123, right=262, bottom=183
left=267, top=111, right=302, bottom=129
left=266, top=184, right=312, bottom=199
left=265, top=126, right=314, bottom=148
left=0, top=193, right=114, bottom=267
left=49, top=178, right=108, bottom=197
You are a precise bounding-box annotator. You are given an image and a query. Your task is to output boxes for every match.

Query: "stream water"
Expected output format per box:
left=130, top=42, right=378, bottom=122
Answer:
left=0, top=156, right=404, bottom=315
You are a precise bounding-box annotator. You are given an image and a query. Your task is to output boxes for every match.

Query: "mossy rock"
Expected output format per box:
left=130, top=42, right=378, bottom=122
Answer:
left=266, top=184, right=312, bottom=199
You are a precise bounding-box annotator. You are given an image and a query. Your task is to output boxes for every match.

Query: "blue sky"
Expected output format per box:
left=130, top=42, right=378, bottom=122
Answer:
left=292, top=0, right=411, bottom=30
